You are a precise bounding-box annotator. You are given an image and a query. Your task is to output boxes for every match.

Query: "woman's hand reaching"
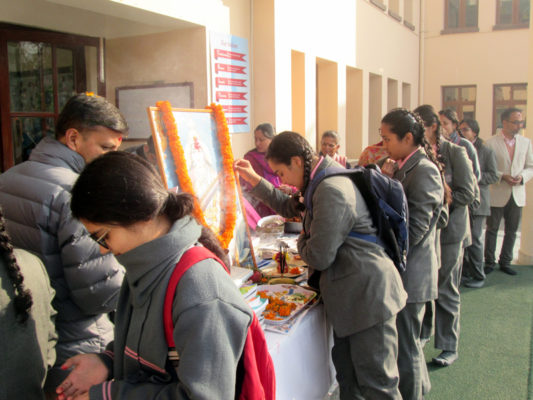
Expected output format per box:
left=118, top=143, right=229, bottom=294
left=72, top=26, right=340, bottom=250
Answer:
left=234, top=159, right=262, bottom=187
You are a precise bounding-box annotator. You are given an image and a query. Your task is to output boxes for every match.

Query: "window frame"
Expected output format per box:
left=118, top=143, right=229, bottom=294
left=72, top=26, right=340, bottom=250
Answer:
left=0, top=23, right=102, bottom=170
left=441, top=84, right=477, bottom=121
left=494, top=0, right=530, bottom=30
left=442, top=0, right=480, bottom=34
left=492, top=83, right=528, bottom=133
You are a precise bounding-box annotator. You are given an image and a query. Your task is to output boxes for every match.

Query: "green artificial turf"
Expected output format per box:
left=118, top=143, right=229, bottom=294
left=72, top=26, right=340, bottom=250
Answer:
left=424, top=264, right=533, bottom=400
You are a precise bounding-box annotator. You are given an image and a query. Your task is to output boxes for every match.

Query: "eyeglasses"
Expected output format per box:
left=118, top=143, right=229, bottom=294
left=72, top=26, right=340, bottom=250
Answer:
left=506, top=120, right=524, bottom=126
left=89, top=230, right=110, bottom=249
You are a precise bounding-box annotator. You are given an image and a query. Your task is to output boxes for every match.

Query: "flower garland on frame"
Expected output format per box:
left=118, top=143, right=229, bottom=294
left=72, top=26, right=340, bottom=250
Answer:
left=156, top=101, right=237, bottom=249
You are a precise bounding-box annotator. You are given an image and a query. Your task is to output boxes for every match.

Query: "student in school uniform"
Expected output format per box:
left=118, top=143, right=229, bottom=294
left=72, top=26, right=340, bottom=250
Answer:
left=379, top=108, right=445, bottom=400
left=459, top=119, right=499, bottom=288
left=415, top=105, right=477, bottom=367
left=235, top=131, right=407, bottom=400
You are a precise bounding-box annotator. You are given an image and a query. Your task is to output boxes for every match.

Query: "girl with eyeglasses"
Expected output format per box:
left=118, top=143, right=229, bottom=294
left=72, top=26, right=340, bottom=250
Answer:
left=56, top=151, right=253, bottom=400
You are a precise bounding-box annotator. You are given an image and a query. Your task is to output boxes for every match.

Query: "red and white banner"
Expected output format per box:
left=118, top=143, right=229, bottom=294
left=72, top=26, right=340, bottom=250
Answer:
left=214, top=49, right=246, bottom=62
left=215, top=77, right=247, bottom=88
left=210, top=32, right=250, bottom=133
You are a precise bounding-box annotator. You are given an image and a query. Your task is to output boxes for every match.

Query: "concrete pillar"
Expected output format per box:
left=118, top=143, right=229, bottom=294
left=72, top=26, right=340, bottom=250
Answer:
left=316, top=58, right=338, bottom=150
left=346, top=67, right=364, bottom=159
left=291, top=50, right=306, bottom=135
left=304, top=53, right=317, bottom=146
left=337, top=62, right=347, bottom=157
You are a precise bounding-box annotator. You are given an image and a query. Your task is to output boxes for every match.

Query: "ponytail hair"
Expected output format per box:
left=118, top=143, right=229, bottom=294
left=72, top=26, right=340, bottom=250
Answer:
left=414, top=105, right=453, bottom=205
left=71, top=151, right=229, bottom=265
left=0, top=208, right=33, bottom=323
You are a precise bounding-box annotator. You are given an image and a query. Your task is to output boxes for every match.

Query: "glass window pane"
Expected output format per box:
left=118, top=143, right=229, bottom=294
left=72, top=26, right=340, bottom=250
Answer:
left=462, top=105, right=475, bottom=120
left=495, top=106, right=507, bottom=129
left=463, top=110, right=475, bottom=120
left=443, top=87, right=459, bottom=102
left=8, top=42, right=53, bottom=112
left=461, top=87, right=476, bottom=102
left=498, top=0, right=513, bottom=24
left=519, top=0, right=530, bottom=23
left=404, top=0, right=413, bottom=24
left=11, top=117, right=55, bottom=164
left=465, top=0, right=478, bottom=27
left=447, top=0, right=460, bottom=28
left=57, top=48, right=75, bottom=110
left=389, top=0, right=400, bottom=14
left=495, top=85, right=511, bottom=101
left=514, top=85, right=528, bottom=101
left=85, top=46, right=98, bottom=94
left=43, top=46, right=53, bottom=112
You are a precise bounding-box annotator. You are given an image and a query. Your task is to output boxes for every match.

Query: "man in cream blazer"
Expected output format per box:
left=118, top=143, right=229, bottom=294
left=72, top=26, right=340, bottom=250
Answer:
left=485, top=108, right=533, bottom=275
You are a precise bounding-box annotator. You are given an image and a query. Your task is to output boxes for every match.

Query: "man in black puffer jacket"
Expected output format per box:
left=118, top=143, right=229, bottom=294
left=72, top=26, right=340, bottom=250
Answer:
left=0, top=93, right=127, bottom=395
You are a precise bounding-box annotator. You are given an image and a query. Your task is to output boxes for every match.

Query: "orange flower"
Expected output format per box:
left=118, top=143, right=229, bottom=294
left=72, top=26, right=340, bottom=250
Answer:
left=156, top=101, right=237, bottom=249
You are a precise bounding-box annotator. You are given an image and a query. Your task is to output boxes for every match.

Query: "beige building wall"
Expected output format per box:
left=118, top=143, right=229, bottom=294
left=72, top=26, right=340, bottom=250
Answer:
left=257, top=0, right=420, bottom=160
left=423, top=1, right=529, bottom=140
left=106, top=28, right=208, bottom=109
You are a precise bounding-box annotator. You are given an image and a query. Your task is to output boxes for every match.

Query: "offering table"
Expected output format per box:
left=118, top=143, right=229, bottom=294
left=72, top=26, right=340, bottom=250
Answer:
left=264, top=303, right=336, bottom=400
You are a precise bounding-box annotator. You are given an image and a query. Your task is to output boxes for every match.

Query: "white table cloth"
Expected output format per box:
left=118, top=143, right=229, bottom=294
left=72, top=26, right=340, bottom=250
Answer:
left=265, top=304, right=336, bottom=400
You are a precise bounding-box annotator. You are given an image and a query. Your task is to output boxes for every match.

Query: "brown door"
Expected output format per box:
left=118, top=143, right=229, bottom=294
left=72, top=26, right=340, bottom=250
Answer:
left=0, top=24, right=103, bottom=170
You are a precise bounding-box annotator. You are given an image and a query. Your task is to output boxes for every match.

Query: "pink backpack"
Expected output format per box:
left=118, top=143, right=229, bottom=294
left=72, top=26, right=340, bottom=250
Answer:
left=163, top=246, right=276, bottom=400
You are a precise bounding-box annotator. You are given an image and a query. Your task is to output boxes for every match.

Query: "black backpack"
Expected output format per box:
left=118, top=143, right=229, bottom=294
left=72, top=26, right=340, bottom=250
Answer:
left=304, top=165, right=409, bottom=273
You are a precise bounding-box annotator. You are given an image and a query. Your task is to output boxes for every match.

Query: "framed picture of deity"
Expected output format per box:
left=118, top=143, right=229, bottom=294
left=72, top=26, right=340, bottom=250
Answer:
left=147, top=102, right=257, bottom=270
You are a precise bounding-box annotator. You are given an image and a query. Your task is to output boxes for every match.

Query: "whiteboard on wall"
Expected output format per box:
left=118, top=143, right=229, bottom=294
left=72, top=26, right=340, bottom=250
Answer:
left=116, top=82, right=194, bottom=139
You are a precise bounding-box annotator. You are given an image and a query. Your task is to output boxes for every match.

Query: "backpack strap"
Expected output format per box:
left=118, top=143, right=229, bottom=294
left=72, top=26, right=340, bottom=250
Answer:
left=163, top=246, right=228, bottom=351
left=304, top=166, right=361, bottom=217
left=305, top=166, right=381, bottom=244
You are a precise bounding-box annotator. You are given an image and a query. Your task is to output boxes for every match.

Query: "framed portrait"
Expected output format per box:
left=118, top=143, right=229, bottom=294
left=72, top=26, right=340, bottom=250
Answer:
left=147, top=104, right=257, bottom=270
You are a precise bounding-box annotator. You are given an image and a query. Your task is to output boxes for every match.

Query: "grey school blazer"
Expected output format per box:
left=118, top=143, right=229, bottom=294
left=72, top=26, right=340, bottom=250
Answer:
left=252, top=156, right=407, bottom=337
left=391, top=149, right=444, bottom=304
left=439, top=140, right=477, bottom=245
left=472, top=137, right=499, bottom=216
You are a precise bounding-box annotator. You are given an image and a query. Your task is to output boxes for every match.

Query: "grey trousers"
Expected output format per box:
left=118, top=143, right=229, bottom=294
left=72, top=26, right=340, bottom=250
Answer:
left=396, top=303, right=431, bottom=400
left=435, top=241, right=464, bottom=352
left=332, top=316, right=402, bottom=400
left=420, top=300, right=434, bottom=341
left=485, top=197, right=522, bottom=266
left=463, top=214, right=487, bottom=280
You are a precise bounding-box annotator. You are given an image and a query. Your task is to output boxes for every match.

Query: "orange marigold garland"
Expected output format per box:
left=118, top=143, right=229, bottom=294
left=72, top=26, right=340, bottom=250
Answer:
left=206, top=103, right=237, bottom=248
left=156, top=101, right=237, bottom=249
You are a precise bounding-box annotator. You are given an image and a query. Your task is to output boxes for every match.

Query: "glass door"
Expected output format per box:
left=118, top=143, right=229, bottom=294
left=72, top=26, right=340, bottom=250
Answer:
left=0, top=24, right=102, bottom=170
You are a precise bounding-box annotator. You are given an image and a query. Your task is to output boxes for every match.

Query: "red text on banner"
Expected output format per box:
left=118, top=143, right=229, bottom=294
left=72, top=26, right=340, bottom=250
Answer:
left=216, top=91, right=247, bottom=102
left=222, top=105, right=248, bottom=114
left=227, top=117, right=248, bottom=125
left=215, top=77, right=247, bottom=88
left=214, top=49, right=246, bottom=61
left=215, top=63, right=246, bottom=75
